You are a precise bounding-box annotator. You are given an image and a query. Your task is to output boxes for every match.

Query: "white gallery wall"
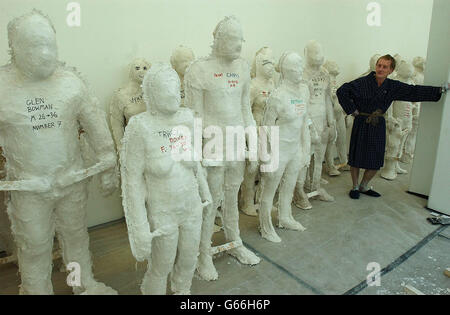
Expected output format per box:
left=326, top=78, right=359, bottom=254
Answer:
left=0, top=0, right=435, bottom=227
left=409, top=0, right=450, bottom=215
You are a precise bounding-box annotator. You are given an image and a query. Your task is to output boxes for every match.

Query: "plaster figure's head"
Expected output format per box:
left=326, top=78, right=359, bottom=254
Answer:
left=142, top=63, right=181, bottom=115
left=369, top=54, right=381, bottom=71
left=397, top=60, right=414, bottom=79
left=212, top=16, right=244, bottom=62
left=251, top=47, right=275, bottom=79
left=304, top=40, right=324, bottom=67
left=8, top=10, right=58, bottom=80
left=375, top=54, right=395, bottom=80
left=129, top=58, right=150, bottom=83
left=393, top=54, right=403, bottom=69
left=323, top=60, right=339, bottom=77
left=170, top=46, right=195, bottom=78
left=412, top=56, right=425, bottom=71
left=278, top=51, right=304, bottom=85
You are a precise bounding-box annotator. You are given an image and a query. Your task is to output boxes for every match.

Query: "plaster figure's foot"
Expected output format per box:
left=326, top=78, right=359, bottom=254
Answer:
left=380, top=170, right=396, bottom=180
left=197, top=254, right=218, bottom=281
left=340, top=164, right=351, bottom=171
left=400, top=154, right=412, bottom=164
left=260, top=227, right=282, bottom=243
left=320, top=178, right=329, bottom=185
left=328, top=166, right=341, bottom=176
left=241, top=203, right=258, bottom=217
left=74, top=281, right=118, bottom=295
left=316, top=188, right=334, bottom=202
left=293, top=194, right=312, bottom=210
left=396, top=164, right=408, bottom=174
left=278, top=218, right=306, bottom=231
left=228, top=246, right=260, bottom=265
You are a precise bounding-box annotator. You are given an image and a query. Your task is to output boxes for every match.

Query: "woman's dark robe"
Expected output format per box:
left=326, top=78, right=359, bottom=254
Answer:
left=336, top=71, right=441, bottom=170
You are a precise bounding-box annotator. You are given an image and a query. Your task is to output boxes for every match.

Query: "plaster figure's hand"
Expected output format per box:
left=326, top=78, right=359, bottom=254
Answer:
left=310, top=127, right=320, bottom=145
left=351, top=109, right=359, bottom=117
left=99, top=167, right=119, bottom=197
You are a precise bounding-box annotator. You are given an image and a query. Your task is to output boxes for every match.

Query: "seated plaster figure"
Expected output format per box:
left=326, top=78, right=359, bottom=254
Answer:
left=382, top=60, right=415, bottom=179
left=184, top=16, right=261, bottom=281
left=323, top=60, right=347, bottom=176
left=0, top=10, right=118, bottom=295
left=110, top=58, right=150, bottom=152
left=258, top=52, right=308, bottom=242
left=240, top=47, right=275, bottom=217
left=401, top=56, right=426, bottom=163
left=120, top=63, right=211, bottom=295
left=170, top=45, right=195, bottom=107
left=293, top=40, right=335, bottom=210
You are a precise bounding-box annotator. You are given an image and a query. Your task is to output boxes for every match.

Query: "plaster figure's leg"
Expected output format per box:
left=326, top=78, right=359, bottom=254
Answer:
left=259, top=165, right=285, bottom=243
left=197, top=167, right=224, bottom=281
left=240, top=163, right=258, bottom=216
left=170, top=202, right=202, bottom=295
left=336, top=115, right=348, bottom=166
left=293, top=166, right=312, bottom=210
left=55, top=182, right=116, bottom=295
left=396, top=130, right=409, bottom=174
left=142, top=212, right=179, bottom=295
left=325, top=144, right=341, bottom=176
left=0, top=191, right=15, bottom=256
left=312, top=143, right=334, bottom=202
left=278, top=158, right=306, bottom=231
left=225, top=162, right=260, bottom=265
left=8, top=191, right=55, bottom=295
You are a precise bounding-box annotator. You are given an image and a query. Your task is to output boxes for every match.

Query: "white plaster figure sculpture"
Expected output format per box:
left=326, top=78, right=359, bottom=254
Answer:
left=323, top=60, right=347, bottom=176
left=388, top=53, right=403, bottom=79
left=360, top=54, right=381, bottom=77
left=258, top=52, right=308, bottom=242
left=184, top=16, right=261, bottom=281
left=293, top=40, right=335, bottom=210
left=170, top=46, right=195, bottom=107
left=110, top=58, right=150, bottom=152
left=240, top=47, right=275, bottom=217
left=401, top=56, right=426, bottom=163
left=0, top=10, right=118, bottom=295
left=382, top=60, right=415, bottom=179
left=381, top=117, right=407, bottom=180
left=120, top=63, right=211, bottom=295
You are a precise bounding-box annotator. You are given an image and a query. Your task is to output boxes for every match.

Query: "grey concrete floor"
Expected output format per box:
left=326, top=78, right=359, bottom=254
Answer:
left=0, top=162, right=448, bottom=295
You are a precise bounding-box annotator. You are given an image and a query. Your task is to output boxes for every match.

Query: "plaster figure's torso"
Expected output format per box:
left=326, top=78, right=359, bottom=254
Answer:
left=251, top=79, right=273, bottom=126
left=188, top=57, right=250, bottom=127
left=129, top=110, right=198, bottom=211
left=116, top=87, right=146, bottom=125
left=0, top=66, right=87, bottom=179
left=269, top=84, right=309, bottom=156
left=392, top=77, right=414, bottom=128
left=303, top=67, right=329, bottom=132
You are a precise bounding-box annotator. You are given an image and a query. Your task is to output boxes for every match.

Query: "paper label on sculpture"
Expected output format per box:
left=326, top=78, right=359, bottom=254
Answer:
left=291, top=99, right=306, bottom=116
left=26, top=97, right=62, bottom=132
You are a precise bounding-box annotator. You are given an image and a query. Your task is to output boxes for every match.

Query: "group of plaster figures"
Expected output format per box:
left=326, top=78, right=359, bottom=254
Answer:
left=0, top=11, right=425, bottom=295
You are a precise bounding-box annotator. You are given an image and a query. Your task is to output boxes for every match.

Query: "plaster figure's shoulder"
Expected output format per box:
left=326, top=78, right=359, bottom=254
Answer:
left=125, top=112, right=148, bottom=134
left=267, top=87, right=285, bottom=109
left=55, top=65, right=88, bottom=92
left=0, top=64, right=16, bottom=87
left=185, top=57, right=210, bottom=75
left=176, top=107, right=195, bottom=127
left=299, top=83, right=310, bottom=99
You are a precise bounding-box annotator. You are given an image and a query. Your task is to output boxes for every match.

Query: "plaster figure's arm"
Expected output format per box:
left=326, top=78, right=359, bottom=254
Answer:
left=120, top=120, right=152, bottom=262
left=242, top=79, right=256, bottom=128
left=336, top=81, right=359, bottom=115
left=262, top=95, right=279, bottom=149
left=194, top=162, right=212, bottom=206
left=392, top=81, right=442, bottom=103
left=184, top=67, right=204, bottom=118
left=109, top=93, right=125, bottom=153
left=78, top=90, right=118, bottom=195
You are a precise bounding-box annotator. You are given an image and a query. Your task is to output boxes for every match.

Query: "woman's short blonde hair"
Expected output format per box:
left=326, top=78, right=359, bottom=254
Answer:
left=377, top=54, right=396, bottom=70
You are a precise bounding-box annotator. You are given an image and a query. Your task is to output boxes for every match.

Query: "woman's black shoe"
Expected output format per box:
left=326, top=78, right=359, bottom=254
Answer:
left=349, top=189, right=360, bottom=199
left=359, top=189, right=381, bottom=197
